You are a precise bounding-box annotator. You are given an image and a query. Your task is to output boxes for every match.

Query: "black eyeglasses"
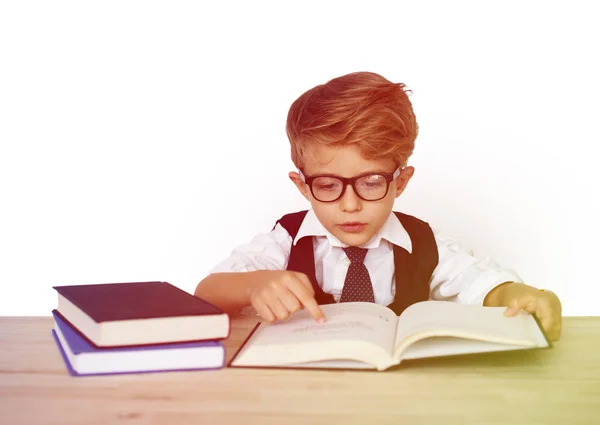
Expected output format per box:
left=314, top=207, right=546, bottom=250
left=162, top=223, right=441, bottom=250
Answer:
left=299, top=167, right=403, bottom=202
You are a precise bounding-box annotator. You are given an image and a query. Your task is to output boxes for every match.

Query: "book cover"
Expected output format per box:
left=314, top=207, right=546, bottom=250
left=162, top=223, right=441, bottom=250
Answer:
left=52, top=310, right=226, bottom=376
left=53, top=281, right=223, bottom=322
left=52, top=281, right=230, bottom=346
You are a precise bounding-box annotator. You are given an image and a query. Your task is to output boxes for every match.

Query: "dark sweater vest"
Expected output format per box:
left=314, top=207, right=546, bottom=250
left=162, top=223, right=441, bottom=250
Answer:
left=275, top=210, right=439, bottom=315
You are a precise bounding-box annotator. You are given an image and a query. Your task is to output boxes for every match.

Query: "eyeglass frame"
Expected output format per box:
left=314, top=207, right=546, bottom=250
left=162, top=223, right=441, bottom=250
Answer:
left=298, top=166, right=404, bottom=202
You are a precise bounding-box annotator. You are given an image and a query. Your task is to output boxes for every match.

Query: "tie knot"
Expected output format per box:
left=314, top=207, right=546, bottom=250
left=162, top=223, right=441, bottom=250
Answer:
left=344, top=246, right=368, bottom=263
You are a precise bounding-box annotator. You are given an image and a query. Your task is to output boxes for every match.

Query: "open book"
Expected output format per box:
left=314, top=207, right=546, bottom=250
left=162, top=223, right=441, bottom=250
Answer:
left=229, top=301, right=551, bottom=371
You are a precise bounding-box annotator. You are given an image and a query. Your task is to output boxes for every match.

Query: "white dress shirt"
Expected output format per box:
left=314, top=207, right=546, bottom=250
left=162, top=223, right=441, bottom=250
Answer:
left=209, top=210, right=522, bottom=307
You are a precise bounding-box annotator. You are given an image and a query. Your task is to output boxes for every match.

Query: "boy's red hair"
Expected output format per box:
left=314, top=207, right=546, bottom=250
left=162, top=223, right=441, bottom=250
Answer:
left=286, top=71, right=418, bottom=169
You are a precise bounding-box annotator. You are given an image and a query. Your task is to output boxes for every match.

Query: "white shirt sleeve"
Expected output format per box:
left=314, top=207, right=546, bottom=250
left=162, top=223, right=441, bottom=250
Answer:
left=209, top=223, right=293, bottom=273
left=429, top=229, right=523, bottom=306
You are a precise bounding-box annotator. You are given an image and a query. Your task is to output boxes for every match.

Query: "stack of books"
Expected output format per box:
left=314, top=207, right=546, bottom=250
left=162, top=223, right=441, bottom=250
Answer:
left=51, top=281, right=230, bottom=376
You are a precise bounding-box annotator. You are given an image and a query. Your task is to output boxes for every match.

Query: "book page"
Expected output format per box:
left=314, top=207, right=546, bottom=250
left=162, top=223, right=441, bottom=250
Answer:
left=276, top=359, right=376, bottom=369
left=392, top=301, right=548, bottom=359
left=231, top=302, right=399, bottom=368
left=250, top=302, right=398, bottom=349
left=400, top=336, right=540, bottom=360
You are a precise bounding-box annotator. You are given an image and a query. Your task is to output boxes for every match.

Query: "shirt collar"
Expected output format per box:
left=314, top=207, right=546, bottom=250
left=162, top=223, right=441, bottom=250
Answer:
left=293, top=209, right=413, bottom=253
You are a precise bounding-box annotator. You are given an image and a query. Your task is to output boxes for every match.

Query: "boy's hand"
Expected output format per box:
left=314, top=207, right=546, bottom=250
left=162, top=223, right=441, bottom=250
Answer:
left=486, top=282, right=562, bottom=341
left=248, top=270, right=325, bottom=324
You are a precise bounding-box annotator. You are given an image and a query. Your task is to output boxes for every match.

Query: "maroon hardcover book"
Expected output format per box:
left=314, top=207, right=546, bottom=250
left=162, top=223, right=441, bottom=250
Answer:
left=53, top=281, right=230, bottom=347
left=54, top=281, right=223, bottom=321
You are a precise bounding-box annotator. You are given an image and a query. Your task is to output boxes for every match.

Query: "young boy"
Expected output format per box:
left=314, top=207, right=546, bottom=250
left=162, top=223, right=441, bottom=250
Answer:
left=195, top=71, right=562, bottom=341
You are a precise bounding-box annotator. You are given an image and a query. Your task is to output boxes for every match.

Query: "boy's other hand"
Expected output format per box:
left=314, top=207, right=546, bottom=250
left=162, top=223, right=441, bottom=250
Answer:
left=486, top=282, right=562, bottom=341
left=248, top=270, right=326, bottom=324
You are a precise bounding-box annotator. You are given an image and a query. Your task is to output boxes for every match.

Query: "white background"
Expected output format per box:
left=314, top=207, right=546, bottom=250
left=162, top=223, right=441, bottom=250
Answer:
left=1, top=1, right=598, bottom=316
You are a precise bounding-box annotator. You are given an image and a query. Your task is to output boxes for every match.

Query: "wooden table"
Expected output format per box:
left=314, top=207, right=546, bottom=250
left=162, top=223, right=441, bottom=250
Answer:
left=1, top=316, right=599, bottom=425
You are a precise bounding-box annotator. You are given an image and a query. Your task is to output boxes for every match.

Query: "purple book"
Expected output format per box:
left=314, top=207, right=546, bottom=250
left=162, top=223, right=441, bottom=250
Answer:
left=52, top=310, right=225, bottom=376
